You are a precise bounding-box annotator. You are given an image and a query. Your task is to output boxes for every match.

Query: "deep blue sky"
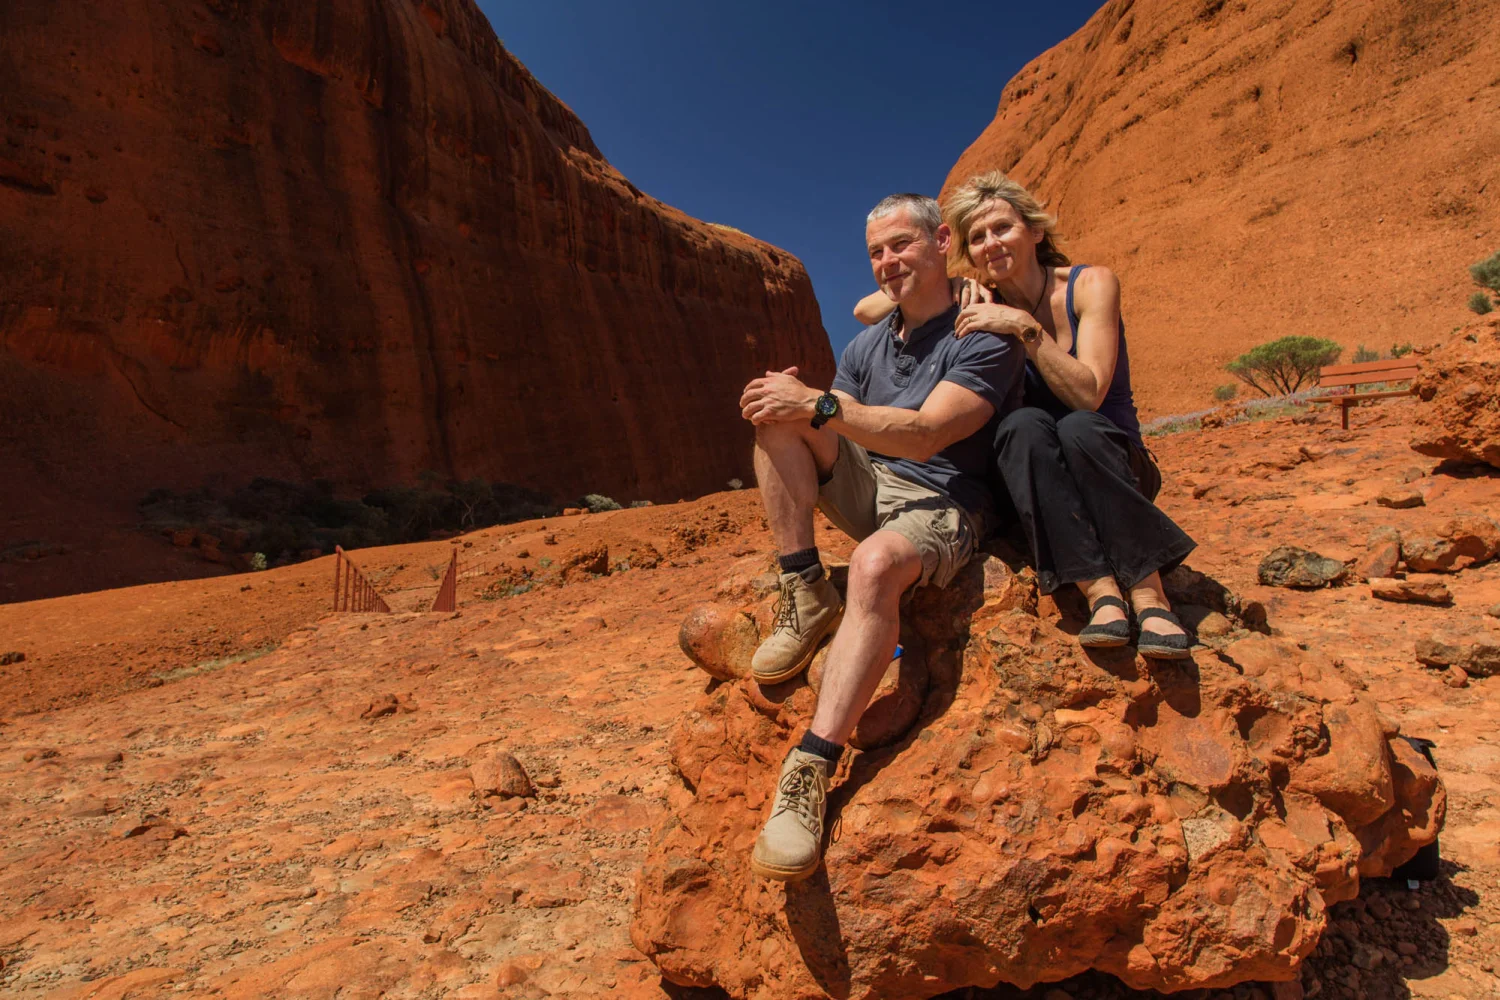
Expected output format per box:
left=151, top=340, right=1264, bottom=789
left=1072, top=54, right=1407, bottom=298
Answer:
left=480, top=1, right=1102, bottom=356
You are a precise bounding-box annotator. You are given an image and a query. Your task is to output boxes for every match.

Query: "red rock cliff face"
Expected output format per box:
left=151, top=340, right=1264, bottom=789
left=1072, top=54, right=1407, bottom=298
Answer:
left=944, top=0, right=1500, bottom=415
left=0, top=0, right=831, bottom=512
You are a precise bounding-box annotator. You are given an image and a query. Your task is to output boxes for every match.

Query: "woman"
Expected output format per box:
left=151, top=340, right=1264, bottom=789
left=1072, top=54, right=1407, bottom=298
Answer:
left=853, top=171, right=1195, bottom=657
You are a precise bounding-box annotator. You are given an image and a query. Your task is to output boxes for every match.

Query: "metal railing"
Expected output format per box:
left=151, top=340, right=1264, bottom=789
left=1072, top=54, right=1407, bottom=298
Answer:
left=333, top=546, right=392, bottom=613
left=430, top=548, right=458, bottom=613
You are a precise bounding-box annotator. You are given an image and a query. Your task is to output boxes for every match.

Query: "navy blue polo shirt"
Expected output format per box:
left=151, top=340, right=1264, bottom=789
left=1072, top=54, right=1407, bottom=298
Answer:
left=830, top=305, right=1023, bottom=518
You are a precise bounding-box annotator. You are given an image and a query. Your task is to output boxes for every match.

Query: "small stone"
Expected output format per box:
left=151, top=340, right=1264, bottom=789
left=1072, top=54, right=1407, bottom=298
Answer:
left=74, top=749, right=124, bottom=766
left=1376, top=488, right=1424, bottom=509
left=1370, top=576, right=1452, bottom=605
left=0, top=651, right=25, bottom=666
left=1258, top=546, right=1348, bottom=588
left=495, top=961, right=530, bottom=987
left=1194, top=610, right=1235, bottom=638
left=1398, top=466, right=1427, bottom=484
left=110, top=813, right=155, bottom=839
left=677, top=604, right=758, bottom=681
left=1402, top=895, right=1422, bottom=911
left=1465, top=641, right=1500, bottom=677
left=1451, top=919, right=1478, bottom=937
left=1367, top=897, right=1392, bottom=920
left=1396, top=941, right=1419, bottom=956
left=470, top=750, right=535, bottom=799
left=1354, top=540, right=1401, bottom=581
left=1414, top=638, right=1464, bottom=668
left=1487, top=602, right=1500, bottom=618
left=1402, top=515, right=1500, bottom=572
left=1444, top=665, right=1469, bottom=688
left=1270, top=982, right=1304, bottom=1000
left=360, top=693, right=400, bottom=719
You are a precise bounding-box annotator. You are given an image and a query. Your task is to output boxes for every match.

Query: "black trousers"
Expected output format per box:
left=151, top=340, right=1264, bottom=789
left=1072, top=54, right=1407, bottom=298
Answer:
left=993, top=408, right=1196, bottom=595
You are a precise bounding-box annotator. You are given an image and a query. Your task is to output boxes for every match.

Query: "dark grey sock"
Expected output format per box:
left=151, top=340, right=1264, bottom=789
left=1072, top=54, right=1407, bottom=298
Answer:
left=799, top=730, right=844, bottom=764
left=778, top=547, right=823, bottom=582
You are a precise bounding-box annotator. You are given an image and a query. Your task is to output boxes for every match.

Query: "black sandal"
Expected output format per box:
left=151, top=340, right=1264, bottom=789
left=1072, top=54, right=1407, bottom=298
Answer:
left=1079, top=596, right=1132, bottom=648
left=1136, top=607, right=1193, bottom=659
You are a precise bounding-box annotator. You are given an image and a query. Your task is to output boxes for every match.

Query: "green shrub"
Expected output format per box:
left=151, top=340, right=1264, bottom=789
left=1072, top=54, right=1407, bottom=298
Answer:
left=1469, top=291, right=1494, bottom=315
left=1389, top=342, right=1414, bottom=358
left=580, top=493, right=622, bottom=513
left=628, top=500, right=654, bottom=508
left=1225, top=336, right=1342, bottom=396
left=1212, top=384, right=1238, bottom=402
left=1352, top=344, right=1381, bottom=363
left=1471, top=250, right=1500, bottom=294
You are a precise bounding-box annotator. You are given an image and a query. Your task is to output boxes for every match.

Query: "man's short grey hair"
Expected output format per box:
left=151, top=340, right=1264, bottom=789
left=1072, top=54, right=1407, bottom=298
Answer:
left=866, top=193, right=942, bottom=237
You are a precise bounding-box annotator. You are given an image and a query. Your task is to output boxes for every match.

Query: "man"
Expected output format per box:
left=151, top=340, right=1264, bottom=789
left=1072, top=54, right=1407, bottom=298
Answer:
left=737, top=193, right=1024, bottom=881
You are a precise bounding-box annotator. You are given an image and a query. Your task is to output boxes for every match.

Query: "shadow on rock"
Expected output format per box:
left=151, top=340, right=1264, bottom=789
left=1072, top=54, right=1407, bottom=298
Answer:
left=785, top=868, right=851, bottom=999
left=933, top=863, right=1481, bottom=1000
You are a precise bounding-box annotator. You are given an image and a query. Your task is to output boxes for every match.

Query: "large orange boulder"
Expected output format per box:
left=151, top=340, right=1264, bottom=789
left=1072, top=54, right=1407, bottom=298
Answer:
left=942, top=0, right=1500, bottom=414
left=1410, top=318, right=1500, bottom=470
left=0, top=0, right=831, bottom=509
left=633, top=553, right=1443, bottom=997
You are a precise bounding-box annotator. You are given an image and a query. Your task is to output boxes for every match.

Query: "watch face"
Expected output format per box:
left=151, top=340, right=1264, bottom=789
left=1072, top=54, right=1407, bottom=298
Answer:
left=816, top=395, right=838, bottom=417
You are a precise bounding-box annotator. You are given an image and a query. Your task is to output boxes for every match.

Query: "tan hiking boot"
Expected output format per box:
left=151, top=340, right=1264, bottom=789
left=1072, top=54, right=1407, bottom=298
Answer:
left=751, top=571, right=842, bottom=684
left=750, top=747, right=831, bottom=881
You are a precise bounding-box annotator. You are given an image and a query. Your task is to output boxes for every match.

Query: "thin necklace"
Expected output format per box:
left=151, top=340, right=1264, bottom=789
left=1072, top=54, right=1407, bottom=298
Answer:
left=999, top=268, right=1050, bottom=317
left=1027, top=268, right=1050, bottom=319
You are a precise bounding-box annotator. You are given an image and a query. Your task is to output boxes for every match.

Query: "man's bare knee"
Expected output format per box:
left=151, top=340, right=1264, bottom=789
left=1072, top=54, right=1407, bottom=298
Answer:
left=755, top=421, right=837, bottom=473
left=846, top=535, right=921, bottom=607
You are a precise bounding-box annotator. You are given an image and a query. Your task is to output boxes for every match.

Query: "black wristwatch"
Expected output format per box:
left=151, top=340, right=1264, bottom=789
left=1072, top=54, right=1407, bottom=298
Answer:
left=810, top=391, right=840, bottom=429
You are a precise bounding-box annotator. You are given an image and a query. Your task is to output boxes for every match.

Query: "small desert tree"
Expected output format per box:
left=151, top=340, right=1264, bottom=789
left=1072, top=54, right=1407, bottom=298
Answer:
left=1224, top=336, right=1342, bottom=397
left=1471, top=251, right=1500, bottom=313
left=451, top=477, right=493, bottom=528
left=1471, top=250, right=1500, bottom=293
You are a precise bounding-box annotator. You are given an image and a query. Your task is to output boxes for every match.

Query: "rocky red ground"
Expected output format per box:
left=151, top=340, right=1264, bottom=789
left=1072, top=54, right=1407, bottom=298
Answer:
left=1, top=390, right=1497, bottom=999
left=943, top=0, right=1500, bottom=417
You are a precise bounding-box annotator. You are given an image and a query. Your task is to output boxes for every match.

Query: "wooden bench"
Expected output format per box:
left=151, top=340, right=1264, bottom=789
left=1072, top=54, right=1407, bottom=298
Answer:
left=1309, top=359, right=1419, bottom=429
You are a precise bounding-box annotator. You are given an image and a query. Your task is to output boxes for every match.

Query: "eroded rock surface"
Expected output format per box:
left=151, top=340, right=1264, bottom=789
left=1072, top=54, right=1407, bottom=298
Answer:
left=0, top=0, right=831, bottom=541
left=941, top=0, right=1500, bottom=414
left=1411, top=319, right=1500, bottom=470
left=633, top=551, right=1444, bottom=997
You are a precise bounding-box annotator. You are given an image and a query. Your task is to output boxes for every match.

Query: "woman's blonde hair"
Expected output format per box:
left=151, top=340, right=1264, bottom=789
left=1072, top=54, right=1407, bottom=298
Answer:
left=944, top=170, right=1070, bottom=269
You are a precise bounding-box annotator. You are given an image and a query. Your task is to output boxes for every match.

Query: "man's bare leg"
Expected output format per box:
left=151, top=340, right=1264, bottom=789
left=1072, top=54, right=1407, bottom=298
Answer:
left=751, top=529, right=922, bottom=881
left=748, top=421, right=843, bottom=686
left=752, top=420, right=838, bottom=552
left=807, top=531, right=921, bottom=744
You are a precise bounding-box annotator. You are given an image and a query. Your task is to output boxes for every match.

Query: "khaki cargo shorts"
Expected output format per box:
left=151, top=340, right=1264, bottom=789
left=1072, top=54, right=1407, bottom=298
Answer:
left=816, top=436, right=979, bottom=591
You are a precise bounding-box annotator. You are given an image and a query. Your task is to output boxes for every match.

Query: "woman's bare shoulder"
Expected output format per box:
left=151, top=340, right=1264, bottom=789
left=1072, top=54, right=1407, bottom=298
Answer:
left=1071, top=265, right=1121, bottom=306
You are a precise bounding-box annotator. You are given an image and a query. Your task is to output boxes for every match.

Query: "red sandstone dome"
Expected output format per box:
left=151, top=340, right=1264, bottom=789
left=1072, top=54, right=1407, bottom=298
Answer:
left=0, top=0, right=832, bottom=552
left=943, top=0, right=1500, bottom=416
